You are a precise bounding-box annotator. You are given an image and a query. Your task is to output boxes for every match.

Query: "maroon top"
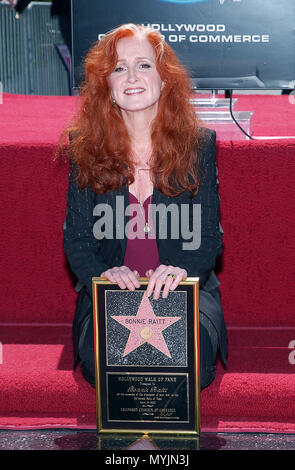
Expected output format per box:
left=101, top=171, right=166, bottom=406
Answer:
left=124, top=192, right=160, bottom=277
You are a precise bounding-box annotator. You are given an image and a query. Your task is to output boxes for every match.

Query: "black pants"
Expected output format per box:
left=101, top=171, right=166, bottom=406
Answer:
left=77, top=309, right=218, bottom=392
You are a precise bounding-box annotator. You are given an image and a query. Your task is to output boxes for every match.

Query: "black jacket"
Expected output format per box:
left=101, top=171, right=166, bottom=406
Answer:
left=63, top=128, right=222, bottom=293
left=63, top=128, right=227, bottom=364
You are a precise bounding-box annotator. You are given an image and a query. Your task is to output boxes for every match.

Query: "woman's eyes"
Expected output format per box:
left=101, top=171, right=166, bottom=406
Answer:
left=139, top=63, right=151, bottom=69
left=113, top=62, right=151, bottom=73
left=114, top=66, right=125, bottom=73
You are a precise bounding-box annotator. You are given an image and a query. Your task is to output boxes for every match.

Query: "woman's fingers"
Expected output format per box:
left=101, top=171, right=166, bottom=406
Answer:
left=146, top=265, right=187, bottom=299
left=162, top=271, right=184, bottom=298
left=145, top=269, right=154, bottom=278
left=153, top=271, right=171, bottom=300
left=101, top=265, right=187, bottom=298
left=146, top=265, right=167, bottom=298
left=101, top=267, right=126, bottom=289
left=123, top=267, right=141, bottom=290
left=100, top=266, right=140, bottom=290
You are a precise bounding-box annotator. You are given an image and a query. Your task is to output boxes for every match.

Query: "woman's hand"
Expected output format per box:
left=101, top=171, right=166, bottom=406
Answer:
left=145, top=265, right=187, bottom=299
left=100, top=266, right=140, bottom=291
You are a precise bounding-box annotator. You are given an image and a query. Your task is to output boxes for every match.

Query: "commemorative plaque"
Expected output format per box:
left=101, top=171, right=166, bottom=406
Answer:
left=92, top=277, right=200, bottom=435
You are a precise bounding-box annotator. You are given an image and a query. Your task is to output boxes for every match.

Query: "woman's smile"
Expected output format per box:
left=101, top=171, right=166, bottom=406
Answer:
left=124, top=87, right=146, bottom=95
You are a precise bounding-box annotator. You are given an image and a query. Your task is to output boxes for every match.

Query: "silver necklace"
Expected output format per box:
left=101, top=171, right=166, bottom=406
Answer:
left=131, top=166, right=153, bottom=234
left=137, top=196, right=152, bottom=234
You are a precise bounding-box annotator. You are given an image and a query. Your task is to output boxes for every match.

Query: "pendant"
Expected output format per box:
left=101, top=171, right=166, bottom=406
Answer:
left=144, top=223, right=151, bottom=233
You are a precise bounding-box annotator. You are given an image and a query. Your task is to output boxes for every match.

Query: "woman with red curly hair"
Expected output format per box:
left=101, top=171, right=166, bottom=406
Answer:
left=63, top=24, right=227, bottom=391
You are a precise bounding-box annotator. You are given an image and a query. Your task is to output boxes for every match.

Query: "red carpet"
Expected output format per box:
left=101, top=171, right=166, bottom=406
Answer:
left=1, top=93, right=295, bottom=432
left=0, top=325, right=295, bottom=432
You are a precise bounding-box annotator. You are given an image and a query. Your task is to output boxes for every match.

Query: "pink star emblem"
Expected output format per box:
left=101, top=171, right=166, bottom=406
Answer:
left=111, top=293, right=181, bottom=358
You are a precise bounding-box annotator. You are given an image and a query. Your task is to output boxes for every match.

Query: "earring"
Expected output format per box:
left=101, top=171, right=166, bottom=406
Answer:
left=112, top=98, right=116, bottom=106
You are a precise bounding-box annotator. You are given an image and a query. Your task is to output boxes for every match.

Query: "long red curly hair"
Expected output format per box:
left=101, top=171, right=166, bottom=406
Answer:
left=64, top=24, right=205, bottom=196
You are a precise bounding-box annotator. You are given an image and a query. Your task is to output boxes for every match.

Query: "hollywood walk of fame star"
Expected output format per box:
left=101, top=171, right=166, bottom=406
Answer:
left=111, top=293, right=181, bottom=358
